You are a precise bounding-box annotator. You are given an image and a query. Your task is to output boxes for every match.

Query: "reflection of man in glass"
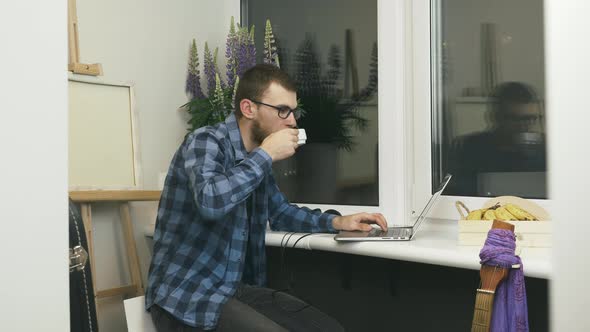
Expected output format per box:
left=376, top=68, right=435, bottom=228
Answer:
left=446, top=82, right=546, bottom=197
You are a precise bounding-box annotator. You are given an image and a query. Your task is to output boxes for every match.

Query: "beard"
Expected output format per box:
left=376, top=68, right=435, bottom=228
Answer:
left=251, top=119, right=270, bottom=145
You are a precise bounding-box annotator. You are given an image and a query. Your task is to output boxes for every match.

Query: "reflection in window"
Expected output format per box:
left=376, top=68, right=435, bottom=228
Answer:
left=432, top=0, right=547, bottom=198
left=243, top=0, right=379, bottom=205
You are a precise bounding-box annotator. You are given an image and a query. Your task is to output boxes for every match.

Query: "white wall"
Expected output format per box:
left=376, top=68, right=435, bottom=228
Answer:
left=546, top=1, right=590, bottom=330
left=76, top=0, right=238, bottom=186
left=0, top=2, right=69, bottom=332
left=74, top=1, right=239, bottom=331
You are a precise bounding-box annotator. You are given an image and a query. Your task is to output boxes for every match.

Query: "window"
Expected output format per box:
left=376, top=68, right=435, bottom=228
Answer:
left=242, top=0, right=379, bottom=206
left=432, top=0, right=547, bottom=199
left=412, top=0, right=547, bottom=219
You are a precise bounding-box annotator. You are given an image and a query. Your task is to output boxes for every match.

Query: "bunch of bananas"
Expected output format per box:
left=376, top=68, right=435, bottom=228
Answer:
left=466, top=203, right=538, bottom=221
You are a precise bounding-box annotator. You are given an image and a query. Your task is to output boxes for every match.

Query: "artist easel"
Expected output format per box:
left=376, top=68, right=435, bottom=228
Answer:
left=68, top=0, right=102, bottom=76
left=69, top=190, right=161, bottom=300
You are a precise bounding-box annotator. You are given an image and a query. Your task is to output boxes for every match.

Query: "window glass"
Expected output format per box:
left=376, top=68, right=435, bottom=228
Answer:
left=243, top=0, right=379, bottom=205
left=432, top=0, right=547, bottom=198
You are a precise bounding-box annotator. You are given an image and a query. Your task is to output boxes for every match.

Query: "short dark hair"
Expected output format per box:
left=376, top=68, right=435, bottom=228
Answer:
left=492, top=81, right=539, bottom=115
left=233, top=64, right=296, bottom=118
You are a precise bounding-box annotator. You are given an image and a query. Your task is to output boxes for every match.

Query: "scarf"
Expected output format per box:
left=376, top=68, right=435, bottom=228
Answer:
left=479, top=228, right=529, bottom=332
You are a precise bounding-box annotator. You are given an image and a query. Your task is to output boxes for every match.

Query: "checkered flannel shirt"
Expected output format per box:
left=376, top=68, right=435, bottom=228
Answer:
left=145, top=113, right=337, bottom=329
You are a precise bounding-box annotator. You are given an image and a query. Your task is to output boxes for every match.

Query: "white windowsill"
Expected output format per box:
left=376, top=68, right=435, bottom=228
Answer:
left=144, top=218, right=551, bottom=279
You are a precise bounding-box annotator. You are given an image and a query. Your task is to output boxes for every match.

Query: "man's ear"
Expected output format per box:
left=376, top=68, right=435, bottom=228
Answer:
left=240, top=99, right=256, bottom=119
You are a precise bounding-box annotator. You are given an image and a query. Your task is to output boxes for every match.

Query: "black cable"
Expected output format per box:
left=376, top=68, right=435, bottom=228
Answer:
left=283, top=232, right=297, bottom=248
left=287, top=233, right=313, bottom=292
left=280, top=232, right=294, bottom=248
left=279, top=232, right=295, bottom=282
left=291, top=233, right=314, bottom=249
left=275, top=233, right=312, bottom=312
left=274, top=233, right=317, bottom=313
left=280, top=232, right=296, bottom=272
left=273, top=210, right=342, bottom=313
left=280, top=233, right=294, bottom=283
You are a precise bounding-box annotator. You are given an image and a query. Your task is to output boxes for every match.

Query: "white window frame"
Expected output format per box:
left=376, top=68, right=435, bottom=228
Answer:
left=411, top=0, right=552, bottom=220
left=293, top=0, right=414, bottom=226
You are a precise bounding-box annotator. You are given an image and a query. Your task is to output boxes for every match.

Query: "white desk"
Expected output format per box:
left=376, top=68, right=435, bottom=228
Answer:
left=145, top=218, right=551, bottom=279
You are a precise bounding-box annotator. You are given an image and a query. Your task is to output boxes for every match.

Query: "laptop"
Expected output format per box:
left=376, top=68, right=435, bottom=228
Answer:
left=334, top=174, right=452, bottom=241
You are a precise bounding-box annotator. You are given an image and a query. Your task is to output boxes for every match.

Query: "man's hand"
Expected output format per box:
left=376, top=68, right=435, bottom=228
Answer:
left=260, top=128, right=299, bottom=162
left=332, top=213, right=388, bottom=232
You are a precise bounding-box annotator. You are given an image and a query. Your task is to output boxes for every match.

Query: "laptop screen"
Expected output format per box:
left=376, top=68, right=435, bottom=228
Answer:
left=411, top=174, right=452, bottom=237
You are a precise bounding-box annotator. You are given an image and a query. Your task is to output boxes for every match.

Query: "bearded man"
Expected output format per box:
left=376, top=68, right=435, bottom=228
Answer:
left=146, top=64, right=387, bottom=332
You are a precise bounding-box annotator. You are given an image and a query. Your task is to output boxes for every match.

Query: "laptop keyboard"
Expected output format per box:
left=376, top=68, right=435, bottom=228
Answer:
left=368, top=228, right=386, bottom=236
left=368, top=227, right=412, bottom=238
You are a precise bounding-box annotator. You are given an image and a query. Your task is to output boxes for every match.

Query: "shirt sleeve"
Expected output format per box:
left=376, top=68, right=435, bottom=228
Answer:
left=267, top=173, right=337, bottom=233
left=184, top=130, right=273, bottom=220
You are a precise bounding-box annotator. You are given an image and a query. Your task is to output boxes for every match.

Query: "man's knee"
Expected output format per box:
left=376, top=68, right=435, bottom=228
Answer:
left=217, top=298, right=288, bottom=332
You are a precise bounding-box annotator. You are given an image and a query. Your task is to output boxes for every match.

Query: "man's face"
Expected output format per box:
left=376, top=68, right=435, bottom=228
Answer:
left=500, top=103, right=541, bottom=133
left=251, top=82, right=298, bottom=144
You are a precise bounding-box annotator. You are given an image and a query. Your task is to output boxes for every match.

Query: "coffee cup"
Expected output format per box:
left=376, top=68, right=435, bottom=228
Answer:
left=297, top=128, right=307, bottom=146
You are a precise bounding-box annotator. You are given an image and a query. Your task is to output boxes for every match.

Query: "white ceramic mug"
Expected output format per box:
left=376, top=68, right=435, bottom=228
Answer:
left=298, top=128, right=307, bottom=146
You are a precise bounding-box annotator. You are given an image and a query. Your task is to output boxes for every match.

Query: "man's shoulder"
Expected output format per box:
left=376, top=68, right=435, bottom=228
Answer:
left=453, top=131, right=495, bottom=147
left=185, top=122, right=230, bottom=146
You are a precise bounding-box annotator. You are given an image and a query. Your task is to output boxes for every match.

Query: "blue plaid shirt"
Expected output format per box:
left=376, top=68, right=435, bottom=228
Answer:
left=145, top=113, right=337, bottom=329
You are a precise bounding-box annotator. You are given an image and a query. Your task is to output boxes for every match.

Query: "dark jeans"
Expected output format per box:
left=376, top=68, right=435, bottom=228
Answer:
left=150, top=284, right=344, bottom=332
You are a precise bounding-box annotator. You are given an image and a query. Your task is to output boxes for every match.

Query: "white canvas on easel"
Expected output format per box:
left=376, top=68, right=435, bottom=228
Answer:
left=68, top=77, right=141, bottom=189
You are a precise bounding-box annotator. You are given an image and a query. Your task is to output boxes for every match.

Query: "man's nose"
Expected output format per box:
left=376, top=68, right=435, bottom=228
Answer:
left=286, top=112, right=297, bottom=127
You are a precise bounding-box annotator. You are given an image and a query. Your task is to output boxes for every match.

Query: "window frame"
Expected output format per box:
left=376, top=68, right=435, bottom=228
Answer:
left=411, top=0, right=552, bottom=221
left=241, top=0, right=413, bottom=225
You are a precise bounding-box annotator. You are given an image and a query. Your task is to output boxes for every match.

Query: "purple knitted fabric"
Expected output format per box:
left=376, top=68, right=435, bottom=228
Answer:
left=479, top=229, right=529, bottom=332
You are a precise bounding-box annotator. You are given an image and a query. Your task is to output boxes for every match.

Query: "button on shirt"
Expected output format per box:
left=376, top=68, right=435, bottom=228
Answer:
left=145, top=113, right=337, bottom=329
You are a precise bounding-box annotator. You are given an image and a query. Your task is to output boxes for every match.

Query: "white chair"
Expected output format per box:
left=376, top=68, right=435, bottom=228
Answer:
left=123, top=296, right=157, bottom=332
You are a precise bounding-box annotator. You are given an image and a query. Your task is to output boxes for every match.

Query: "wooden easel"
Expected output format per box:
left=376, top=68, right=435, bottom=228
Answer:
left=68, top=0, right=102, bottom=76
left=69, top=190, right=161, bottom=300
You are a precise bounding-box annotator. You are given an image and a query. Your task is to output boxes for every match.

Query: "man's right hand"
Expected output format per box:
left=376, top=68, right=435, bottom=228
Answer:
left=260, top=128, right=299, bottom=162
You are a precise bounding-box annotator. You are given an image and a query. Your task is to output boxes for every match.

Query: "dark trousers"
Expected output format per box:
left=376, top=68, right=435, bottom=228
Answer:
left=150, top=284, right=344, bottom=332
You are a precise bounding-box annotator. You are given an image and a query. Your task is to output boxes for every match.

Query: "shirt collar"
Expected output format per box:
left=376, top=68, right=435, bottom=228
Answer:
left=225, top=113, right=248, bottom=161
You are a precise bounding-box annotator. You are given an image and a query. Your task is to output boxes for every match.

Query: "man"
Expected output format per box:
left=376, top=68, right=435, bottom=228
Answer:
left=446, top=81, right=546, bottom=196
left=146, top=64, right=388, bottom=331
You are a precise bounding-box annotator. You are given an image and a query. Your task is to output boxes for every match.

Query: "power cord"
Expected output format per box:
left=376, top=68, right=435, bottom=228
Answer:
left=291, top=233, right=314, bottom=249
left=274, top=209, right=341, bottom=313
left=276, top=231, right=314, bottom=313
left=279, top=232, right=295, bottom=282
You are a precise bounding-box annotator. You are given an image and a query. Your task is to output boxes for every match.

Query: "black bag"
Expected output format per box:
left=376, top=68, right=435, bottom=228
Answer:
left=69, top=199, right=99, bottom=332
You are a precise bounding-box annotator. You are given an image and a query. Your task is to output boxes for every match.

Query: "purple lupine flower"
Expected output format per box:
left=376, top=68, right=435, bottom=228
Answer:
left=225, top=17, right=238, bottom=89
left=234, top=25, right=257, bottom=79
left=203, top=42, right=216, bottom=97
left=264, top=19, right=280, bottom=68
left=186, top=39, right=204, bottom=100
left=236, top=26, right=254, bottom=78
left=247, top=26, right=257, bottom=69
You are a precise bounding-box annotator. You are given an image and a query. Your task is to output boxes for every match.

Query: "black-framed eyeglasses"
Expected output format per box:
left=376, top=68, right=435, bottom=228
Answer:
left=250, top=100, right=303, bottom=120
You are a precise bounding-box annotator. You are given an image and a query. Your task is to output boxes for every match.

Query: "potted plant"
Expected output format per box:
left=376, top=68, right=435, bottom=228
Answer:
left=182, top=16, right=258, bottom=132
left=180, top=19, right=378, bottom=203
left=293, top=33, right=378, bottom=151
left=285, top=33, right=378, bottom=202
